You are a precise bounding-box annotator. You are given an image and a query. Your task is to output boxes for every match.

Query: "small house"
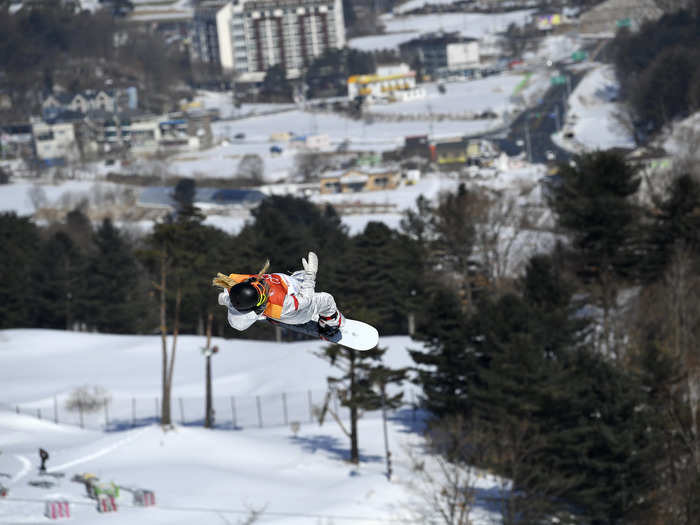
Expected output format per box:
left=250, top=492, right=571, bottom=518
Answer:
left=434, top=138, right=468, bottom=165
left=320, top=167, right=400, bottom=194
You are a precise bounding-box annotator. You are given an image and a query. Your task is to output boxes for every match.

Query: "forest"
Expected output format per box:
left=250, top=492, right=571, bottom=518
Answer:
left=612, top=8, right=700, bottom=143
left=2, top=149, right=700, bottom=523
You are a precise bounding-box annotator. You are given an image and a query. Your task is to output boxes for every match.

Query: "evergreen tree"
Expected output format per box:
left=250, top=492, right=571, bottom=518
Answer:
left=173, top=177, right=202, bottom=220
left=80, top=218, right=152, bottom=333
left=235, top=196, right=348, bottom=292
left=548, top=151, right=642, bottom=281
left=304, top=48, right=375, bottom=98
left=543, top=349, right=659, bottom=523
left=260, top=64, right=293, bottom=102
left=548, top=151, right=642, bottom=352
left=0, top=213, right=41, bottom=328
left=317, top=344, right=406, bottom=464
left=338, top=222, right=424, bottom=334
left=33, top=231, right=84, bottom=330
left=410, top=287, right=474, bottom=418
left=645, top=173, right=700, bottom=281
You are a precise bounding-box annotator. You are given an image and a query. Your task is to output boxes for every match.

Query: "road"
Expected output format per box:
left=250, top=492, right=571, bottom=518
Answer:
left=488, top=68, right=584, bottom=165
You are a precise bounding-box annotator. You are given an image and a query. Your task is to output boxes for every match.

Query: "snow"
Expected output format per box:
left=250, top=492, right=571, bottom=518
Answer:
left=393, top=0, right=463, bottom=15
left=0, top=329, right=506, bottom=524
left=552, top=64, right=636, bottom=153
left=191, top=91, right=296, bottom=120
left=0, top=181, right=126, bottom=217
left=368, top=73, right=525, bottom=118
left=348, top=10, right=534, bottom=51
left=162, top=109, right=504, bottom=183
left=662, top=111, right=700, bottom=161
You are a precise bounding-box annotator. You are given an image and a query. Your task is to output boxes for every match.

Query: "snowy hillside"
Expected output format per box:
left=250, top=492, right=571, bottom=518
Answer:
left=349, top=10, right=533, bottom=51
left=0, top=329, right=506, bottom=524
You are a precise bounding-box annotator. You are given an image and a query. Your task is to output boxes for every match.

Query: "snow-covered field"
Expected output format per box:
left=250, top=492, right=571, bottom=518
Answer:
left=0, top=329, right=506, bottom=524
left=166, top=109, right=506, bottom=182
left=349, top=10, right=533, bottom=51
left=368, top=73, right=524, bottom=118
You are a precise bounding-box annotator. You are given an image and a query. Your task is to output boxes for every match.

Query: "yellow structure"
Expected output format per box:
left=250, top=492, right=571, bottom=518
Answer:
left=347, top=64, right=422, bottom=102
left=320, top=168, right=400, bottom=194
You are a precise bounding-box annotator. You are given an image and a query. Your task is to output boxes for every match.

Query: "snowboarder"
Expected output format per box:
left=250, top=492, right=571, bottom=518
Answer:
left=38, top=448, right=49, bottom=473
left=213, top=252, right=344, bottom=336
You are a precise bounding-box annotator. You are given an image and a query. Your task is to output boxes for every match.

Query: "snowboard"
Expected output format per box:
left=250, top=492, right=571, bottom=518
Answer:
left=268, top=318, right=379, bottom=351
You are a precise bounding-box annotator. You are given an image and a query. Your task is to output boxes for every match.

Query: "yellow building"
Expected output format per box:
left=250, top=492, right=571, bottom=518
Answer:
left=320, top=167, right=400, bottom=194
left=347, top=64, right=424, bottom=103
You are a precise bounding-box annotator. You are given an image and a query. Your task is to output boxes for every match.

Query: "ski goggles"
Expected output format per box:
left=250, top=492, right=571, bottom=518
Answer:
left=251, top=280, right=268, bottom=307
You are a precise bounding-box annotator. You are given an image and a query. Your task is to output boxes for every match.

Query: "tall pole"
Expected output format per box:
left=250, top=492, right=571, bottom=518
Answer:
left=204, top=313, right=214, bottom=429
left=524, top=119, right=532, bottom=164
left=380, top=384, right=392, bottom=481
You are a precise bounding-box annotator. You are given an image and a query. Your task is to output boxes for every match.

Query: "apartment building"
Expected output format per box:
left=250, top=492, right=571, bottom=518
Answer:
left=191, top=1, right=229, bottom=64
left=216, top=0, right=345, bottom=82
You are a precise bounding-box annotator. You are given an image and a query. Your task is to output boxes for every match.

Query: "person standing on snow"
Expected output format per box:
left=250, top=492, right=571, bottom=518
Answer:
left=213, top=252, right=344, bottom=336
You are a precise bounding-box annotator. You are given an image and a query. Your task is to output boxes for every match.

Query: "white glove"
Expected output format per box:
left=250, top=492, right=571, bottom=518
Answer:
left=301, top=251, right=318, bottom=294
left=302, top=252, right=318, bottom=274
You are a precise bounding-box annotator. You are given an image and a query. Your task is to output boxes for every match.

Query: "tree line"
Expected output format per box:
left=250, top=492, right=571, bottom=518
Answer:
left=0, top=187, right=423, bottom=338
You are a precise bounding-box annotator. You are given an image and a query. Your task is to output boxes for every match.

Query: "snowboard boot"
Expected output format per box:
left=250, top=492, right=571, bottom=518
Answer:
left=318, top=311, right=343, bottom=337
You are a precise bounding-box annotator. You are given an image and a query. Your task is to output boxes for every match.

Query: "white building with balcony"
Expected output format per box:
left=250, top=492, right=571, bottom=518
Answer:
left=32, top=121, right=79, bottom=164
left=217, top=0, right=345, bottom=82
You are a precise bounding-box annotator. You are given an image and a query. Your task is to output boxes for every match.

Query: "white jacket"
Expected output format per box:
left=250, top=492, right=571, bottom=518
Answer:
left=218, top=271, right=338, bottom=331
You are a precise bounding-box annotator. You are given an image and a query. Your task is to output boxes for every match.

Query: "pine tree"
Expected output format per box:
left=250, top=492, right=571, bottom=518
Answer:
left=80, top=218, right=151, bottom=333
left=410, top=287, right=474, bottom=418
left=548, top=150, right=642, bottom=353
left=317, top=344, right=406, bottom=464
left=645, top=173, right=700, bottom=281
left=172, top=177, right=203, bottom=221
left=0, top=213, right=41, bottom=328
left=543, top=349, right=659, bottom=523
left=548, top=150, right=642, bottom=281
left=235, top=195, right=348, bottom=292
left=338, top=221, right=424, bottom=334
left=33, top=231, right=84, bottom=329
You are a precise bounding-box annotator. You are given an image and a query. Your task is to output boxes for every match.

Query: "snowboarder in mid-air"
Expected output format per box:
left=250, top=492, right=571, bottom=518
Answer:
left=213, top=252, right=344, bottom=337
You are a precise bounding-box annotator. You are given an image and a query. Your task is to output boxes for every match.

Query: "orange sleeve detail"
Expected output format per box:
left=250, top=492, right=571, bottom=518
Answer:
left=264, top=303, right=284, bottom=320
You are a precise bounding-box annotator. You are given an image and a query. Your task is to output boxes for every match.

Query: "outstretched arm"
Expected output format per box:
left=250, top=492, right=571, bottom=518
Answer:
left=301, top=251, right=318, bottom=296
left=218, top=290, right=259, bottom=331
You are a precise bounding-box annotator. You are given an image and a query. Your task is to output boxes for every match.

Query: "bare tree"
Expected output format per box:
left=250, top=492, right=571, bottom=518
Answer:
left=28, top=185, right=48, bottom=212
left=237, top=154, right=264, bottom=183
left=294, top=152, right=325, bottom=181
left=476, top=192, right=530, bottom=288
left=662, top=246, right=700, bottom=471
left=404, top=417, right=478, bottom=525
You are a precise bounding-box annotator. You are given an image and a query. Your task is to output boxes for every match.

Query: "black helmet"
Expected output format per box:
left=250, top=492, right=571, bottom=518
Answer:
left=229, top=279, right=267, bottom=312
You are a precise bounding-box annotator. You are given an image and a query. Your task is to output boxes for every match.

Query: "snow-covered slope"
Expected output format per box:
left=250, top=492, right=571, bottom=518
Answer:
left=0, top=329, right=510, bottom=524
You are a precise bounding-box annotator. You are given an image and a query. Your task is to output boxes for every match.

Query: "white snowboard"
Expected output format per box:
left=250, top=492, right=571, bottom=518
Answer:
left=268, top=318, right=379, bottom=351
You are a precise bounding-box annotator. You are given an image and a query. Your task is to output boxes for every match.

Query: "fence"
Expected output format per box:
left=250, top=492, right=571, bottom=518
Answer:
left=10, top=389, right=414, bottom=432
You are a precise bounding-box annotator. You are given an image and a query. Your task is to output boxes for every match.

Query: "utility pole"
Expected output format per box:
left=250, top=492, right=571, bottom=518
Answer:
left=202, top=313, right=218, bottom=429
left=379, top=382, right=392, bottom=481
left=524, top=119, right=532, bottom=164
